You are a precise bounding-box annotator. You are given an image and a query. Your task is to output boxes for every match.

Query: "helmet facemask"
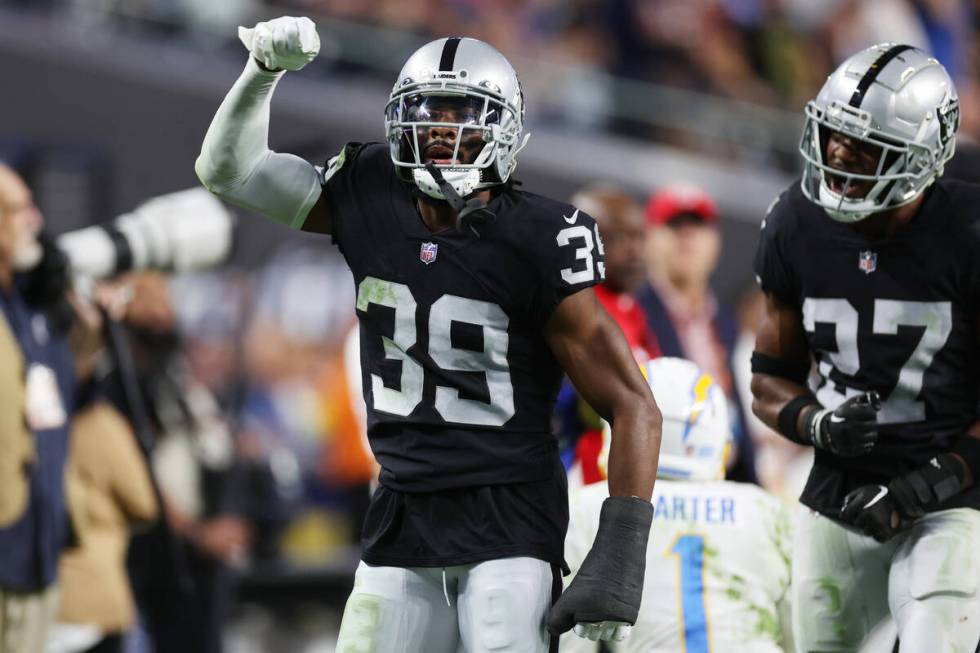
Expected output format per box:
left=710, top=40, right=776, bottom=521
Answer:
left=800, top=100, right=945, bottom=222
left=385, top=78, right=526, bottom=201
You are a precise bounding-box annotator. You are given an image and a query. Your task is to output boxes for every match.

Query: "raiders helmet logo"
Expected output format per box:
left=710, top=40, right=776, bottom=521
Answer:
left=938, top=100, right=960, bottom=147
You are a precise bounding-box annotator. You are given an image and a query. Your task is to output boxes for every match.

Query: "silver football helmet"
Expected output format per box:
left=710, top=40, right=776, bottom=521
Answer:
left=800, top=43, right=959, bottom=222
left=384, top=37, right=529, bottom=201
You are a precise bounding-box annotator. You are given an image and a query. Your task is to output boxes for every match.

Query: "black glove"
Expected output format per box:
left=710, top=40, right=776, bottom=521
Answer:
left=841, top=453, right=966, bottom=541
left=840, top=484, right=900, bottom=542
left=547, top=496, right=653, bottom=637
left=806, top=391, right=880, bottom=457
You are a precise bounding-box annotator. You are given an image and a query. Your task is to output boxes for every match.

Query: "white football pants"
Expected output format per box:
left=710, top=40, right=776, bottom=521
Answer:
left=336, top=557, right=557, bottom=653
left=792, top=506, right=980, bottom=653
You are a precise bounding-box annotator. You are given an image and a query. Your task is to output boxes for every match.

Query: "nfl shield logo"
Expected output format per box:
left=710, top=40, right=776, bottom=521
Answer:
left=420, top=242, right=438, bottom=265
left=858, top=250, right=877, bottom=274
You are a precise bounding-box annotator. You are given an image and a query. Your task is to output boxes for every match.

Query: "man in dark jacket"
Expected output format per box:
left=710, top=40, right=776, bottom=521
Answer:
left=637, top=184, right=757, bottom=484
left=0, top=163, right=76, bottom=653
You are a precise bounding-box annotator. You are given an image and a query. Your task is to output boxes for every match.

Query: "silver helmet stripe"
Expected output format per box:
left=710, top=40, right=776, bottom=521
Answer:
left=848, top=44, right=914, bottom=108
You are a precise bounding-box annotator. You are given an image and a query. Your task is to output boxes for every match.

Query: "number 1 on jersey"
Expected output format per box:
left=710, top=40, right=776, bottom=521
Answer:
left=671, top=534, right=711, bottom=653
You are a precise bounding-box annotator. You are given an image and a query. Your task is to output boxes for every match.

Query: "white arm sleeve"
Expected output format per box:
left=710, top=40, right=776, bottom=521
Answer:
left=195, top=57, right=323, bottom=229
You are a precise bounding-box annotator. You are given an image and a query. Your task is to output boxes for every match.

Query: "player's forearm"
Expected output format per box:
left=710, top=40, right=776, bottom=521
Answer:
left=751, top=294, right=813, bottom=440
left=195, top=58, right=322, bottom=227
left=750, top=373, right=813, bottom=439
left=606, top=397, right=661, bottom=500
left=196, top=57, right=282, bottom=190
left=544, top=292, right=661, bottom=498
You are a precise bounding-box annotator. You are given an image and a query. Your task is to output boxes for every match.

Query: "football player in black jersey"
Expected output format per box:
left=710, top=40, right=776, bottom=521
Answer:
left=751, top=43, right=980, bottom=651
left=195, top=16, right=663, bottom=653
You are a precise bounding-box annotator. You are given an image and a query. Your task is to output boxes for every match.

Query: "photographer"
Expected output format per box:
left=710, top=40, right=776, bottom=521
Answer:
left=41, top=282, right=159, bottom=653
left=0, top=163, right=235, bottom=653
left=49, top=189, right=237, bottom=653
left=0, top=163, right=78, bottom=653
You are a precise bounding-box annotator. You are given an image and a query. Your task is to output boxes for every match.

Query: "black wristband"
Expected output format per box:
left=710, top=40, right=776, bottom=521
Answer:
left=777, top=396, right=819, bottom=445
left=952, top=436, right=980, bottom=485
left=889, top=453, right=964, bottom=519
left=924, top=454, right=963, bottom=502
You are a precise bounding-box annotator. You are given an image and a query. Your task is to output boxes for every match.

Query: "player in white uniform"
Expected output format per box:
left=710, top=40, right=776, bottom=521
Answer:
left=562, top=358, right=794, bottom=653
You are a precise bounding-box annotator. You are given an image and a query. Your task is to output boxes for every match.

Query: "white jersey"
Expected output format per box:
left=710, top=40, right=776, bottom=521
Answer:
left=561, top=480, right=794, bottom=653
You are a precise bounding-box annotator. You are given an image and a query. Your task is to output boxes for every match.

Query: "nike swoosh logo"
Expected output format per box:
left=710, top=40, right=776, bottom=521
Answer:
left=563, top=209, right=579, bottom=225
left=830, top=415, right=846, bottom=424
left=864, top=485, right=889, bottom=509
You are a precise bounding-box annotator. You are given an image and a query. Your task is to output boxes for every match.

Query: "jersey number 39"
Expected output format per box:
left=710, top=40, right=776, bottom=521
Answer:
left=356, top=276, right=515, bottom=427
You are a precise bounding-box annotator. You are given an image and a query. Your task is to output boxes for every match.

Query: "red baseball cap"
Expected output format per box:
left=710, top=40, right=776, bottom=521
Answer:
left=645, top=184, right=718, bottom=226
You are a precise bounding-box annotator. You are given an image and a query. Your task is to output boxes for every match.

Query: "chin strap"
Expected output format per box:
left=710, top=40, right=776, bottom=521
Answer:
left=424, top=162, right=495, bottom=238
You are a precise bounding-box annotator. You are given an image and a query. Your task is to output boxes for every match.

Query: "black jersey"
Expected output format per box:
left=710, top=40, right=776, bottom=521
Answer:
left=754, top=179, right=980, bottom=516
left=314, top=142, right=603, bottom=566
left=322, top=142, right=604, bottom=492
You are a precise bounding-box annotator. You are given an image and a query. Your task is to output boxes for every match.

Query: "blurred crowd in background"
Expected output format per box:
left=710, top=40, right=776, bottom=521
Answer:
left=4, top=0, right=979, bottom=165
left=0, top=0, right=977, bottom=651
left=278, top=0, right=980, bottom=139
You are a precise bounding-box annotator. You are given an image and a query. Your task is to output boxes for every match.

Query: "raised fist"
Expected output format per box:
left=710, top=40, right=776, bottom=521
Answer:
left=238, top=16, right=320, bottom=72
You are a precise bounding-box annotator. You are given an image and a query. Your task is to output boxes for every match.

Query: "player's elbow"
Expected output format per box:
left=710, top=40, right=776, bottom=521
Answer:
left=631, top=389, right=663, bottom=449
left=195, top=149, right=237, bottom=196
left=195, top=151, right=222, bottom=194
left=646, top=395, right=663, bottom=444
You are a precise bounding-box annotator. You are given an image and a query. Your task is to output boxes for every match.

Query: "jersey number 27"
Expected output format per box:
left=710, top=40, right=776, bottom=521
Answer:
left=803, top=298, right=952, bottom=423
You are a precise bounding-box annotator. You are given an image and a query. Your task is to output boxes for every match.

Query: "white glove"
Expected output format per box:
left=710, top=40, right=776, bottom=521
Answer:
left=573, top=621, right=632, bottom=643
left=238, top=16, right=320, bottom=72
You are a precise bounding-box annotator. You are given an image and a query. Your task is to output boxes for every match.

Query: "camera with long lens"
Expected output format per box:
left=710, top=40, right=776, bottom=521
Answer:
left=56, top=187, right=235, bottom=281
